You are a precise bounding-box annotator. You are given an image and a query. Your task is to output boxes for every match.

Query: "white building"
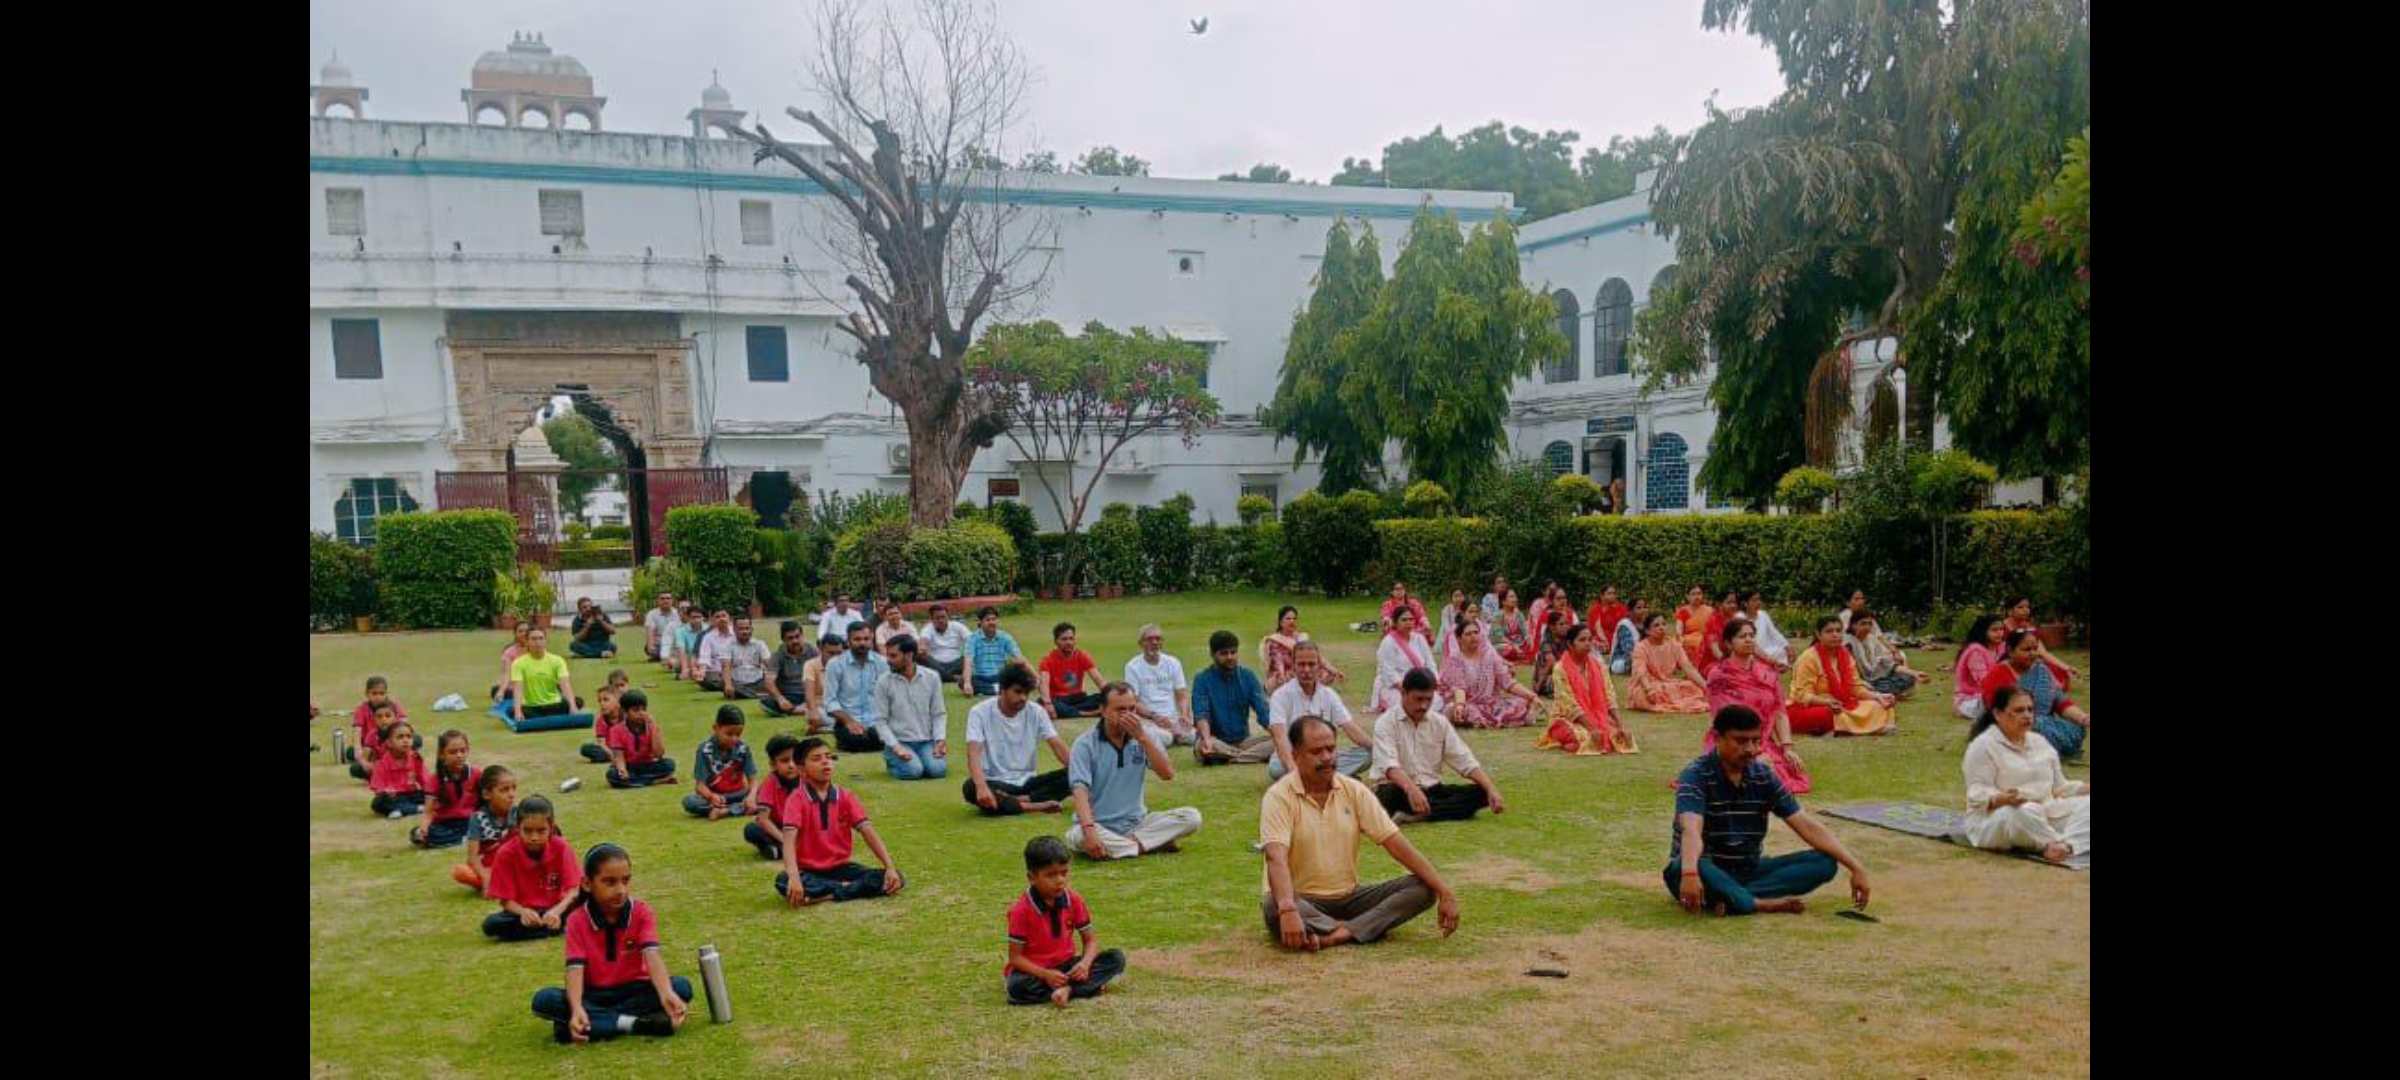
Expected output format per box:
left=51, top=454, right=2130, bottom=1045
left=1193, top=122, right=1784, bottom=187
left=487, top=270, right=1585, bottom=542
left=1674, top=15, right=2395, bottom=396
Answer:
left=311, top=39, right=1959, bottom=548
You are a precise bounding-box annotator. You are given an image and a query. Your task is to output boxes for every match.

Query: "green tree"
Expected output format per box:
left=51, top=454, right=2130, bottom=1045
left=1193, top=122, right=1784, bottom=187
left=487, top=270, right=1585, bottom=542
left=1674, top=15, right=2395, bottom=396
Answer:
left=542, top=412, right=621, bottom=517
left=966, top=321, right=1220, bottom=585
left=1331, top=122, right=1674, bottom=221
left=1015, top=149, right=1061, bottom=173
left=1637, top=0, right=2090, bottom=494
left=1340, top=206, right=1565, bottom=495
left=1072, top=145, right=1150, bottom=177
left=1576, top=127, right=1679, bottom=204
left=1263, top=218, right=1387, bottom=494
left=1218, top=162, right=1297, bottom=183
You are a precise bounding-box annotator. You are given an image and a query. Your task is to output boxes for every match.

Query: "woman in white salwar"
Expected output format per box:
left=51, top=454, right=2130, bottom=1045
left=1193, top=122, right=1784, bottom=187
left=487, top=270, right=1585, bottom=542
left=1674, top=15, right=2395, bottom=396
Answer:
left=1371, top=607, right=1437, bottom=714
left=1739, top=590, right=1792, bottom=669
left=1963, top=685, right=2090, bottom=864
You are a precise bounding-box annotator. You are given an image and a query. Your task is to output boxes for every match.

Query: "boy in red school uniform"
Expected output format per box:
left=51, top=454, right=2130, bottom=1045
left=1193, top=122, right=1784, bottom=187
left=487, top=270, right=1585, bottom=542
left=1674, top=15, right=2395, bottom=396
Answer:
left=1005, top=835, right=1127, bottom=1007
left=743, top=733, right=806, bottom=862
left=605, top=691, right=678, bottom=789
left=482, top=795, right=580, bottom=941
left=772, top=738, right=905, bottom=906
left=580, top=686, right=623, bottom=765
left=347, top=677, right=406, bottom=780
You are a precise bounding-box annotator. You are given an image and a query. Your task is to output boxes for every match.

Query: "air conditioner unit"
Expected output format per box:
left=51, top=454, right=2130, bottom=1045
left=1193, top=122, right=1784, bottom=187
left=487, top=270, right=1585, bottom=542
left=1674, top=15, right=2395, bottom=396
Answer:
left=886, top=444, right=912, bottom=471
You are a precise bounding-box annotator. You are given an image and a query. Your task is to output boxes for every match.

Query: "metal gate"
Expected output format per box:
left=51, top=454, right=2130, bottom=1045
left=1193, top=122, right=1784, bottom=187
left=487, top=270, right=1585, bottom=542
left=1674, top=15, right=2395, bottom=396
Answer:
left=437, top=468, right=726, bottom=566
left=638, top=468, right=730, bottom=559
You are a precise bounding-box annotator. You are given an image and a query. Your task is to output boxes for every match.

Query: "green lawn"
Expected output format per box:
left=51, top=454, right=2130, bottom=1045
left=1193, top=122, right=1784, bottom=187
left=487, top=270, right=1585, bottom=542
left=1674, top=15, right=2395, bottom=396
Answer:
left=309, top=590, right=2090, bottom=1078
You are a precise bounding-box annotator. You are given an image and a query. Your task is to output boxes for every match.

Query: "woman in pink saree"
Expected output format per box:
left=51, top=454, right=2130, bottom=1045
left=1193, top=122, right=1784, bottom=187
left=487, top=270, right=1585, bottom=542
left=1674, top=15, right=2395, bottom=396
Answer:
left=1440, top=617, right=1540, bottom=728
left=1953, top=613, right=2008, bottom=720
left=1703, top=617, right=1810, bottom=794
left=1540, top=623, right=1636, bottom=754
left=1628, top=612, right=1711, bottom=714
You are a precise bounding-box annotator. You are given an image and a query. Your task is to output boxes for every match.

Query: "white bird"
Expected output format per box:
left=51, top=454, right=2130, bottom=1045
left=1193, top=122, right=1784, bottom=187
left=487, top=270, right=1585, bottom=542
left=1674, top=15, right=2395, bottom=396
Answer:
left=1189, top=17, right=1209, bottom=35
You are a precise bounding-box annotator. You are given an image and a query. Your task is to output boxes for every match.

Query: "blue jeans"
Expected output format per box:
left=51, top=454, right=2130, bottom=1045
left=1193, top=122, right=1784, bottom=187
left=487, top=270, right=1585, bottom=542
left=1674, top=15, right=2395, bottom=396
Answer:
left=883, top=740, right=948, bottom=780
left=530, top=977, right=692, bottom=1038
left=682, top=792, right=750, bottom=817
left=771, top=862, right=888, bottom=902
left=1660, top=851, right=1839, bottom=915
left=742, top=820, right=783, bottom=860
left=972, top=672, right=1001, bottom=696
left=606, top=758, right=677, bottom=788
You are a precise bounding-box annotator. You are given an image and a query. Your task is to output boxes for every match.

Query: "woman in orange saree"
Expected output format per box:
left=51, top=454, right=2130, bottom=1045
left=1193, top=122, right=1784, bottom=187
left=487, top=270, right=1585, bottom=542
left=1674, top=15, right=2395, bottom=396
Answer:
left=1786, top=616, right=1895, bottom=736
left=1703, top=617, right=1810, bottom=793
left=1628, top=613, right=1711, bottom=713
left=1539, top=623, right=1636, bottom=754
left=1675, top=585, right=1717, bottom=675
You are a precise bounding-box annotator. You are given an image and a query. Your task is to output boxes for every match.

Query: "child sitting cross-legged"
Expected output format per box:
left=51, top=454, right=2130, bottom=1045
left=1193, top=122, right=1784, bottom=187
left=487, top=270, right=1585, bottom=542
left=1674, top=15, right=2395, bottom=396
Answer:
left=772, top=737, right=904, bottom=906
left=1004, top=835, right=1127, bottom=1007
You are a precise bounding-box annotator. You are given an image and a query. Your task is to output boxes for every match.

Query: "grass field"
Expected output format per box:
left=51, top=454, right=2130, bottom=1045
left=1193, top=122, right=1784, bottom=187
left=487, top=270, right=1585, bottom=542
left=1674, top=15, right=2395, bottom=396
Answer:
left=308, top=590, right=2091, bottom=1078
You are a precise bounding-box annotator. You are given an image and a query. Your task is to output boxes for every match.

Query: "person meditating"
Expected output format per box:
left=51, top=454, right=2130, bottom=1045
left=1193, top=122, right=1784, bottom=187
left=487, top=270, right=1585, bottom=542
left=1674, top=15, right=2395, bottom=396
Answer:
left=1493, top=589, right=1536, bottom=667
left=1439, top=618, right=1540, bottom=729
left=1379, top=581, right=1430, bottom=635
left=1266, top=641, right=1375, bottom=781
left=1844, top=610, right=1923, bottom=697
left=1979, top=629, right=2088, bottom=760
left=1787, top=617, right=1895, bottom=736
left=963, top=665, right=1074, bottom=816
left=1739, top=590, right=1792, bottom=669
left=509, top=628, right=582, bottom=723
left=1543, top=622, right=1636, bottom=754
left=1261, top=605, right=1346, bottom=693
left=2001, top=596, right=2080, bottom=689
left=570, top=598, right=618, bottom=660
left=1064, top=683, right=1202, bottom=861
left=1372, top=669, right=1507, bottom=823
left=1953, top=615, right=2009, bottom=720
left=1585, top=586, right=1629, bottom=654
left=1480, top=574, right=1509, bottom=622
left=1704, top=618, right=1809, bottom=794
left=1261, top=716, right=1461, bottom=950
left=492, top=622, right=533, bottom=703
left=1628, top=613, right=1710, bottom=714
left=1666, top=705, right=1873, bottom=917
left=1037, top=623, right=1106, bottom=719
left=1191, top=630, right=1276, bottom=765
left=1434, top=588, right=1472, bottom=659
left=642, top=591, right=677, bottom=663
left=1963, top=685, right=2090, bottom=863
left=1529, top=585, right=1579, bottom=698
left=1370, top=608, right=1437, bottom=715
left=1675, top=586, right=1718, bottom=676
left=1608, top=598, right=1649, bottom=676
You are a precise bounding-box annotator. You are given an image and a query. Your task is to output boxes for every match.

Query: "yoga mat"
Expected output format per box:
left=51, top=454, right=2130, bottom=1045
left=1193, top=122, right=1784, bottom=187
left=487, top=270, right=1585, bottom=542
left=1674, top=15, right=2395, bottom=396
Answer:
left=1820, top=800, right=2087, bottom=871
left=486, top=701, right=596, bottom=734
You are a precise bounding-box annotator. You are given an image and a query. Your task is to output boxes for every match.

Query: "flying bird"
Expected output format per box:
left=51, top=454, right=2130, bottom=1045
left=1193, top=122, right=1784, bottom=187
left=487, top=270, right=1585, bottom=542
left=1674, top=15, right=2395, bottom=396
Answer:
left=1190, top=17, right=1209, bottom=35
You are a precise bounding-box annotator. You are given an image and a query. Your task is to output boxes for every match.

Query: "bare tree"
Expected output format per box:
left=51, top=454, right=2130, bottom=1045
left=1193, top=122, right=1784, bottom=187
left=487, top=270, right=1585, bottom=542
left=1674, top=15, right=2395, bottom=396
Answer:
left=734, top=0, right=1054, bottom=527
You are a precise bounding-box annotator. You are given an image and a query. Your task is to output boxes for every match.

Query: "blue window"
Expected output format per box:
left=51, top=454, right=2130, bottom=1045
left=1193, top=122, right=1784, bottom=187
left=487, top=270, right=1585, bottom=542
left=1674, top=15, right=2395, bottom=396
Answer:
left=747, top=326, right=789, bottom=382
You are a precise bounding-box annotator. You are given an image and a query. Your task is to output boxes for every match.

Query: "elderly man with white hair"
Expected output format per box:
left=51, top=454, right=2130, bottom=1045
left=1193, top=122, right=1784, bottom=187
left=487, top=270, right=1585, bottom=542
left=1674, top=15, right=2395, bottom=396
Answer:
left=1123, top=623, right=1198, bottom=747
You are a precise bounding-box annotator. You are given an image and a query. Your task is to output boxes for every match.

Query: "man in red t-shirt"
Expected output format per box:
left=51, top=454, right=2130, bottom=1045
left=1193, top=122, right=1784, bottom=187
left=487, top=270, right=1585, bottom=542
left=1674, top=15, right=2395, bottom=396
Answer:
left=1036, top=622, right=1105, bottom=718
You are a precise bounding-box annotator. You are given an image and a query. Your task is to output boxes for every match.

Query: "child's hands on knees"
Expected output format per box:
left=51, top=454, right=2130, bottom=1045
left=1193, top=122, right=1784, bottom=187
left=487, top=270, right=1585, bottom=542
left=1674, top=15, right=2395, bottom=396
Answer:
left=568, top=1006, right=591, bottom=1042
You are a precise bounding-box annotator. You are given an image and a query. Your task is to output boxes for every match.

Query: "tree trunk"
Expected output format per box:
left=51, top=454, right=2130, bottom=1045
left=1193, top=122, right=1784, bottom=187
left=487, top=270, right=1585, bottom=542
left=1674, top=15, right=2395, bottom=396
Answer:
left=904, top=404, right=972, bottom=528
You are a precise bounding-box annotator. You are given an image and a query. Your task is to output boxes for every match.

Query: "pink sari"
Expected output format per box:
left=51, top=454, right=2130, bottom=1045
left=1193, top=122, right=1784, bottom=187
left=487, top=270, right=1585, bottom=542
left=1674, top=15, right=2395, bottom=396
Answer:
left=1440, top=643, right=1531, bottom=728
left=1954, top=643, right=1999, bottom=716
left=1703, top=657, right=1811, bottom=794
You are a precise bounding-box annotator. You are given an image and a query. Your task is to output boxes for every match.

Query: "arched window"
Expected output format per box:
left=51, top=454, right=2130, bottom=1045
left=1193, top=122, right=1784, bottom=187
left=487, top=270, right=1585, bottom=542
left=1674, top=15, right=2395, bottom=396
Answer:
left=1594, top=278, right=1633, bottom=377
left=563, top=109, right=597, bottom=131
left=1648, top=265, right=1678, bottom=302
left=1546, top=289, right=1580, bottom=384
left=334, top=477, right=420, bottom=545
left=473, top=102, right=509, bottom=126
left=520, top=107, right=553, bottom=129
left=1544, top=440, right=1574, bottom=477
left=1645, top=433, right=1689, bottom=511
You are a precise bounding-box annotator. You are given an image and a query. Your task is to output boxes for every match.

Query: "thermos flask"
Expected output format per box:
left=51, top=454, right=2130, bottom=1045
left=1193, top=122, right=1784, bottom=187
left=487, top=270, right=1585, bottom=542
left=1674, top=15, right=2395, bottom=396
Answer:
left=698, top=945, right=732, bottom=1023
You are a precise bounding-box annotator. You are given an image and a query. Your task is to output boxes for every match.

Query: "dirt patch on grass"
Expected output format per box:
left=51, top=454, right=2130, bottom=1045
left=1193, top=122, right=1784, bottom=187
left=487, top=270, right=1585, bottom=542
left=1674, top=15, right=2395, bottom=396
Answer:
left=1447, top=854, right=1562, bottom=893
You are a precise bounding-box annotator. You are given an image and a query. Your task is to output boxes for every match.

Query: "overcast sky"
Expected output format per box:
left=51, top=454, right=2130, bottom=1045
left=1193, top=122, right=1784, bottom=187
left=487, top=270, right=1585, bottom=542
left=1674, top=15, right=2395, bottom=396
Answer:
left=309, top=0, right=1788, bottom=182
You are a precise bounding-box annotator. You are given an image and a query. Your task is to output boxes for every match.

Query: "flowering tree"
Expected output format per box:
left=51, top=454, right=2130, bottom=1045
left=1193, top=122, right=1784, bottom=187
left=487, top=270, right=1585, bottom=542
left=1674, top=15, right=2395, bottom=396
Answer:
left=965, top=321, right=1219, bottom=585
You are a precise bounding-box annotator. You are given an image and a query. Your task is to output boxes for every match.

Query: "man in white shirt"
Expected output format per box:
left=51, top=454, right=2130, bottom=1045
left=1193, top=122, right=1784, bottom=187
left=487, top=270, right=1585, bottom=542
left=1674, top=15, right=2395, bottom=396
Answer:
left=694, top=610, right=738, bottom=692
left=962, top=664, right=1074, bottom=816
left=1266, top=640, right=1374, bottom=781
left=1372, top=668, right=1506, bottom=824
left=642, top=591, right=678, bottom=662
left=1124, top=623, right=1196, bottom=748
left=916, top=603, right=974, bottom=696
left=816, top=594, right=866, bottom=648
left=717, top=617, right=774, bottom=700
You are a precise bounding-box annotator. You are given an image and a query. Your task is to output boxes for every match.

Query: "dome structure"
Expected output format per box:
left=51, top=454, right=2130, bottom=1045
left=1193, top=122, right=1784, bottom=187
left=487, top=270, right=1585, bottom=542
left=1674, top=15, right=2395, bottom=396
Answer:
left=463, top=32, right=606, bottom=131
left=312, top=51, right=369, bottom=118
left=688, top=69, right=746, bottom=139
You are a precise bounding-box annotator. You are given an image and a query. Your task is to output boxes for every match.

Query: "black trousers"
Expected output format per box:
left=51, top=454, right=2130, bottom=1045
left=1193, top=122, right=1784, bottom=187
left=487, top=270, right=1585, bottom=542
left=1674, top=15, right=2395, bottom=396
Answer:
left=772, top=862, right=888, bottom=902
left=1048, top=693, right=1105, bottom=718
left=1374, top=781, right=1488, bottom=822
left=607, top=757, right=678, bottom=788
left=371, top=792, right=426, bottom=816
left=1006, top=949, right=1126, bottom=1005
left=963, top=769, right=1072, bottom=816
left=742, top=819, right=783, bottom=860
left=530, top=978, right=693, bottom=1038
left=834, top=727, right=885, bottom=754
left=482, top=911, right=564, bottom=941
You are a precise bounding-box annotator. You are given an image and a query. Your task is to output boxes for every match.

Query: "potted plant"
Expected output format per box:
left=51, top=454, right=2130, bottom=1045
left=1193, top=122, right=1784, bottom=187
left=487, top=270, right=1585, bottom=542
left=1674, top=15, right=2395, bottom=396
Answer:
left=493, top=564, right=557, bottom=632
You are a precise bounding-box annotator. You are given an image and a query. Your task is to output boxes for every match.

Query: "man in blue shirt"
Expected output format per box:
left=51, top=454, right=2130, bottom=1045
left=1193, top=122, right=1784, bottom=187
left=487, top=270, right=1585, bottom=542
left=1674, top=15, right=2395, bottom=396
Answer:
left=1667, top=704, right=1871, bottom=916
left=1191, top=630, right=1274, bottom=766
left=824, top=622, right=891, bottom=755
left=967, top=607, right=1027, bottom=697
left=1066, top=682, right=1202, bottom=860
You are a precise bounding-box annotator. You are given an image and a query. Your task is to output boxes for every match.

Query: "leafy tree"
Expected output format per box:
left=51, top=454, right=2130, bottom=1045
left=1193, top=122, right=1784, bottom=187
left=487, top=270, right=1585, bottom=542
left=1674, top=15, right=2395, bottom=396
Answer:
left=965, top=320, right=1219, bottom=585
left=1576, top=127, right=1679, bottom=204
left=1637, top=0, right=2091, bottom=493
left=1015, top=149, right=1060, bottom=173
left=1339, top=206, right=1566, bottom=495
left=1072, top=145, right=1150, bottom=177
left=1331, top=122, right=1677, bottom=221
left=1263, top=218, right=1387, bottom=494
left=542, top=412, right=621, bottom=517
left=1218, top=162, right=1297, bottom=183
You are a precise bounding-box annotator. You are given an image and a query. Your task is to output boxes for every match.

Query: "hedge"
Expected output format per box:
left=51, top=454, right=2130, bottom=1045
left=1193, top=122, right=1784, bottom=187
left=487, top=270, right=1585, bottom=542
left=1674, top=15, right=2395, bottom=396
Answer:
left=1281, top=490, right=1383, bottom=596
left=1085, top=506, right=1145, bottom=588
left=753, top=528, right=814, bottom=617
left=829, top=520, right=1017, bottom=600
left=1365, top=518, right=1495, bottom=599
left=375, top=511, right=517, bottom=628
left=666, top=505, right=760, bottom=612
left=309, top=532, right=380, bottom=629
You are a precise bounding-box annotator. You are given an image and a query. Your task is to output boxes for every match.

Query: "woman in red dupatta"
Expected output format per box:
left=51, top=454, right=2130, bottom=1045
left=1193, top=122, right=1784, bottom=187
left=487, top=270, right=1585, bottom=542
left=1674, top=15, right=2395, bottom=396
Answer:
left=1703, top=617, right=1810, bottom=793
left=1494, top=589, right=1536, bottom=666
left=1539, top=623, right=1636, bottom=755
left=1787, top=617, right=1895, bottom=736
left=1675, top=585, right=1717, bottom=675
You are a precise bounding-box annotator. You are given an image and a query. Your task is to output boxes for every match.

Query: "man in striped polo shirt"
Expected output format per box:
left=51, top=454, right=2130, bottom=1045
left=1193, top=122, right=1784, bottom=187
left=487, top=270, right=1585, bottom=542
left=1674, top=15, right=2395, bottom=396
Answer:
left=1667, top=704, right=1872, bottom=916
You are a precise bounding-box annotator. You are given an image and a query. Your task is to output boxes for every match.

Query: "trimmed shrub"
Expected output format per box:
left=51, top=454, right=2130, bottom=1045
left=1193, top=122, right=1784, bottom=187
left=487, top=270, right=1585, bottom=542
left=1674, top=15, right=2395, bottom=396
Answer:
left=1774, top=467, right=1836, bottom=513
left=376, top=511, right=516, bottom=628
left=753, top=528, right=814, bottom=617
left=1914, top=451, right=1999, bottom=515
left=1366, top=518, right=1494, bottom=598
left=1551, top=515, right=1847, bottom=616
left=1549, top=474, right=1608, bottom=515
left=1085, top=505, right=1145, bottom=589
left=1031, top=533, right=1086, bottom=591
left=904, top=521, right=1018, bottom=599
left=988, top=501, right=1040, bottom=586
left=666, top=505, right=760, bottom=612
left=1236, top=494, right=1275, bottom=525
left=590, top=523, right=632, bottom=541
left=308, top=532, right=379, bottom=629
left=1946, top=511, right=2073, bottom=615
left=1401, top=480, right=1454, bottom=519
left=626, top=557, right=697, bottom=611
left=1136, top=494, right=1198, bottom=591
left=828, top=520, right=912, bottom=600
left=1188, top=525, right=1236, bottom=588
left=1282, top=489, right=1383, bottom=597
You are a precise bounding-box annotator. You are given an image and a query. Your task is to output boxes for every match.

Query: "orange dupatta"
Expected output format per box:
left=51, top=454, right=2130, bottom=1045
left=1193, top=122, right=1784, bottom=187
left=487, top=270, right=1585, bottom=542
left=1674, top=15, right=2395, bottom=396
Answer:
left=1540, top=650, right=1637, bottom=755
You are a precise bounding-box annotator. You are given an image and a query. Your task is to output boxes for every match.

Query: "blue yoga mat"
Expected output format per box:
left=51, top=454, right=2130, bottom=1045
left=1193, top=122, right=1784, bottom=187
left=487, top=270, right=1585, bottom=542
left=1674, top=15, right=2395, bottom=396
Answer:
left=1820, top=800, right=2088, bottom=871
left=487, top=701, right=595, bottom=734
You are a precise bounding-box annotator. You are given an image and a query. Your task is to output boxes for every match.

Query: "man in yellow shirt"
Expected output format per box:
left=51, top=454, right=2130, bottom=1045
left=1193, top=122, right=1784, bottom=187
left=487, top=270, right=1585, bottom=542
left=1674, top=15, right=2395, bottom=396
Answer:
left=1259, top=716, right=1461, bottom=950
